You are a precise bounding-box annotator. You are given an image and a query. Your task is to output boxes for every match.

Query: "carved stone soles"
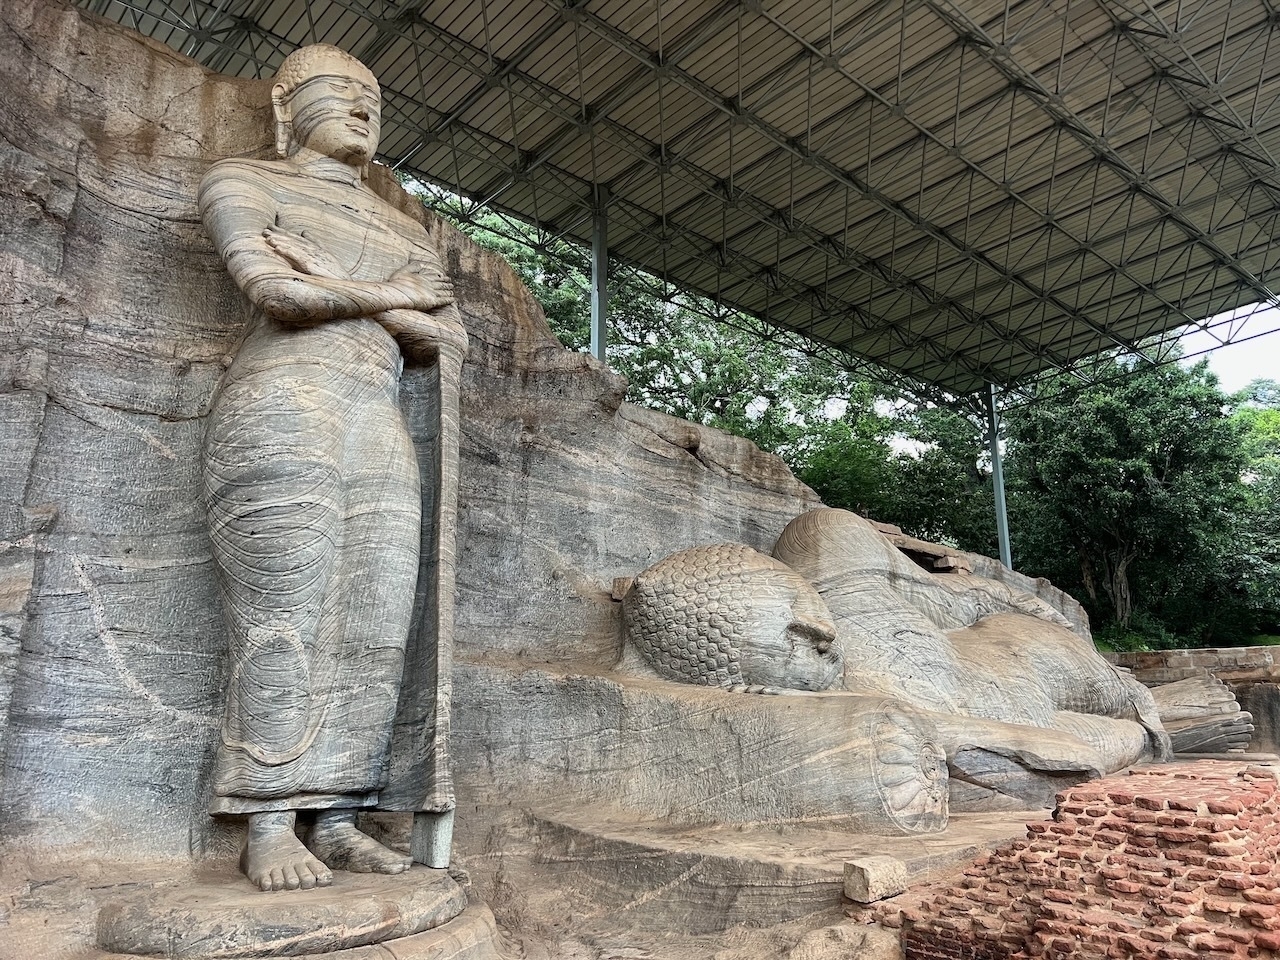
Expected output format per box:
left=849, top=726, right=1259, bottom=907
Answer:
left=1149, top=671, right=1257, bottom=755
left=1166, top=710, right=1256, bottom=754
left=95, top=866, right=468, bottom=958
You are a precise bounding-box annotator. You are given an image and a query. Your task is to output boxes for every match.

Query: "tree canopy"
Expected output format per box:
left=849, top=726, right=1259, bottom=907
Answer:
left=1006, top=360, right=1256, bottom=646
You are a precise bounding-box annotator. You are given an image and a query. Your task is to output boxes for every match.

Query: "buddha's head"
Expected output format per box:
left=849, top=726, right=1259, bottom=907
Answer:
left=272, top=44, right=381, bottom=172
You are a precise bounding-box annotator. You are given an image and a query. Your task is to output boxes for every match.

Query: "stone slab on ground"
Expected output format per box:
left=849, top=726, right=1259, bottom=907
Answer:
left=0, top=856, right=508, bottom=960
left=844, top=857, right=909, bottom=903
left=94, top=907, right=510, bottom=960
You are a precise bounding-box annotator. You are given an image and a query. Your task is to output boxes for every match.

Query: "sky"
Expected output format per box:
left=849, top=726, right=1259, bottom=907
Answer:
left=1179, top=309, right=1280, bottom=394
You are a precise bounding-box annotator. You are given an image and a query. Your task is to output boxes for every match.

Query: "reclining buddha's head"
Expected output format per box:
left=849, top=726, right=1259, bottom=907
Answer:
left=622, top=543, right=843, bottom=692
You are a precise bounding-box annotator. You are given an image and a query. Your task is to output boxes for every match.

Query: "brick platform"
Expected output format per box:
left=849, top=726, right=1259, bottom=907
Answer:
left=877, top=761, right=1280, bottom=959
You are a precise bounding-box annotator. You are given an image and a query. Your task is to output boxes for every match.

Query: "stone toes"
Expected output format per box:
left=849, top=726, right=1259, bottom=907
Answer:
left=299, top=858, right=327, bottom=889
left=311, top=860, right=334, bottom=886
left=283, top=865, right=301, bottom=890
left=269, top=867, right=285, bottom=891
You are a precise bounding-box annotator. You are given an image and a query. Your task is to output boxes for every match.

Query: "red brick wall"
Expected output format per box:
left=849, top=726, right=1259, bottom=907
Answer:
left=880, top=762, right=1280, bottom=959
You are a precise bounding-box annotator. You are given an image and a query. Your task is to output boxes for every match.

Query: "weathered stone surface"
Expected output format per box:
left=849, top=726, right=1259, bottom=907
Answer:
left=953, top=548, right=1092, bottom=640
left=621, top=543, right=842, bottom=691
left=943, top=744, right=1093, bottom=811
left=1152, top=671, right=1248, bottom=722
left=1167, top=711, right=1254, bottom=757
left=1, top=0, right=270, bottom=858
left=883, top=531, right=974, bottom=576
left=774, top=509, right=1169, bottom=771
left=1240, top=683, right=1280, bottom=757
left=298, top=907, right=507, bottom=960
left=461, top=807, right=1032, bottom=936
left=196, top=41, right=466, bottom=888
left=1108, top=646, right=1278, bottom=687
left=843, top=856, right=908, bottom=903
left=96, top=866, right=466, bottom=958
left=594, top=508, right=1170, bottom=826
left=1109, top=652, right=1279, bottom=755
left=0, top=493, right=47, bottom=777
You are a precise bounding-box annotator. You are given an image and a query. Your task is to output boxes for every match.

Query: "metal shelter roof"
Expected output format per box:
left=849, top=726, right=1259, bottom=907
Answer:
left=81, top=0, right=1280, bottom=396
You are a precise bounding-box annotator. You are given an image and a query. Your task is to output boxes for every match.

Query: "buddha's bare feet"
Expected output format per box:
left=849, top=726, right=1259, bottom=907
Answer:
left=242, top=811, right=333, bottom=892
left=310, top=809, right=412, bottom=874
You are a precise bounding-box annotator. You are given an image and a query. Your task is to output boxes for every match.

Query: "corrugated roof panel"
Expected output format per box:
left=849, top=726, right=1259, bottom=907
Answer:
left=520, top=26, right=603, bottom=98
left=598, top=0, right=724, bottom=54
left=751, top=69, right=852, bottom=143
left=641, top=86, right=727, bottom=148
left=474, top=3, right=564, bottom=62
left=720, top=17, right=812, bottom=96
left=82, top=0, right=1280, bottom=395
left=747, top=162, right=832, bottom=214
left=421, top=1, right=483, bottom=40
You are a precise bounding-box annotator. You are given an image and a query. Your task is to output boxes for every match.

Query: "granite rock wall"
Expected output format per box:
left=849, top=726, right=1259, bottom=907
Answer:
left=0, top=1, right=820, bottom=859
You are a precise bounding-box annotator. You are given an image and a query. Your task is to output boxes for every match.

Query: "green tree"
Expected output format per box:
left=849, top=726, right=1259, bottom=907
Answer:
left=883, top=406, right=997, bottom=554
left=791, top=390, right=897, bottom=519
left=1230, top=379, right=1280, bottom=635
left=607, top=294, right=880, bottom=460
left=1006, top=357, right=1248, bottom=638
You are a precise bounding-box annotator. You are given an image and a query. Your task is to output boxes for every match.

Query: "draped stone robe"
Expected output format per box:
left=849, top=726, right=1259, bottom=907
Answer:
left=201, top=153, right=444, bottom=814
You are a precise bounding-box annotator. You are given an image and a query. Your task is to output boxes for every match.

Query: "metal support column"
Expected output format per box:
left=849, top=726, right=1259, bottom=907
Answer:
left=984, top=383, right=1013, bottom=569
left=590, top=184, right=609, bottom=363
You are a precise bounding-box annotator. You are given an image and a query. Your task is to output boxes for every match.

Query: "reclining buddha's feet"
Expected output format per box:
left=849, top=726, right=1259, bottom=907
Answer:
left=310, top=808, right=412, bottom=874
left=242, top=811, right=333, bottom=892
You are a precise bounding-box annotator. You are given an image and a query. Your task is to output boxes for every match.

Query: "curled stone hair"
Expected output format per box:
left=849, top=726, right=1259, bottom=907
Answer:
left=271, top=44, right=379, bottom=157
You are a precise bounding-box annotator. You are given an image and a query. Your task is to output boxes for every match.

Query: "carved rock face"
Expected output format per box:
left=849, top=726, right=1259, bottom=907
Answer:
left=622, top=544, right=843, bottom=691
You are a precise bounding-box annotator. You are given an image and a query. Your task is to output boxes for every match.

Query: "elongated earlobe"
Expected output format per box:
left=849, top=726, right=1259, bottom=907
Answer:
left=271, top=82, right=291, bottom=157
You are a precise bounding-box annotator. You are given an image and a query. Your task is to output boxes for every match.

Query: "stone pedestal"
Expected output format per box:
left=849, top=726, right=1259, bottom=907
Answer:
left=96, top=866, right=469, bottom=958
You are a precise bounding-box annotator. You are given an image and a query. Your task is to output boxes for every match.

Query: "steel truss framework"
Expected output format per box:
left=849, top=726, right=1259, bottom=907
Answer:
left=81, top=0, right=1280, bottom=398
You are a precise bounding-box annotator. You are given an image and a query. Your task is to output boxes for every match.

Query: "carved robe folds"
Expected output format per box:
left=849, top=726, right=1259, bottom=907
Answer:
left=202, top=155, right=448, bottom=815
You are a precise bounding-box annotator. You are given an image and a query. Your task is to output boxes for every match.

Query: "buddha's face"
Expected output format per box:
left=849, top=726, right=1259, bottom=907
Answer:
left=280, top=68, right=381, bottom=165
left=734, top=573, right=844, bottom=692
